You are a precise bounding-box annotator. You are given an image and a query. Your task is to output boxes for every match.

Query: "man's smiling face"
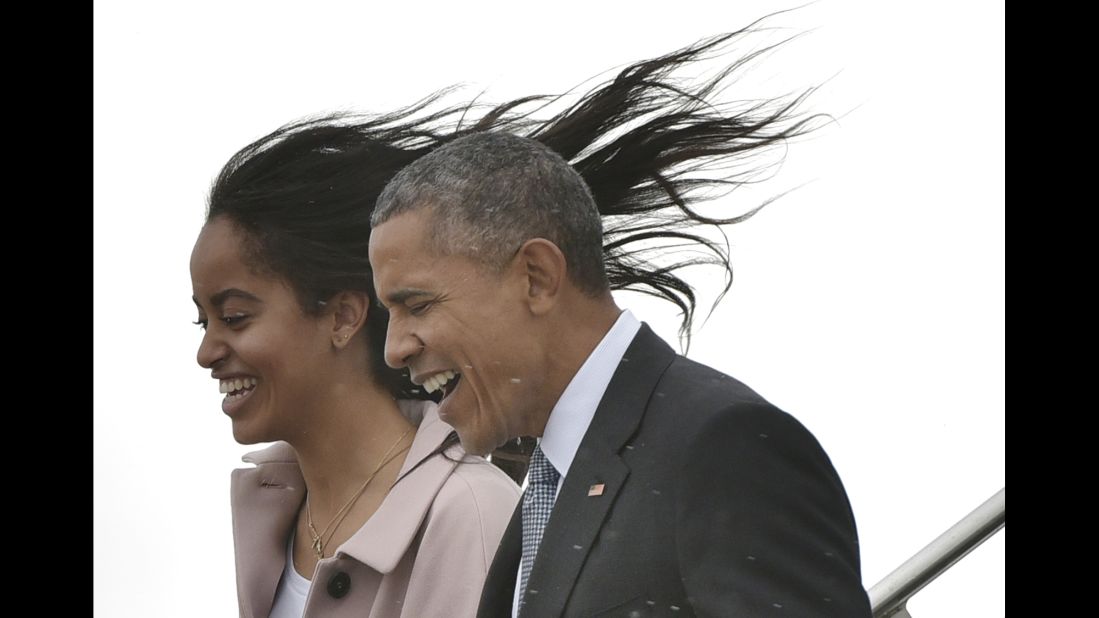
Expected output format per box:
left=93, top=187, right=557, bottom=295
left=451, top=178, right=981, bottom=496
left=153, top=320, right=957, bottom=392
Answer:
left=369, top=208, right=547, bottom=455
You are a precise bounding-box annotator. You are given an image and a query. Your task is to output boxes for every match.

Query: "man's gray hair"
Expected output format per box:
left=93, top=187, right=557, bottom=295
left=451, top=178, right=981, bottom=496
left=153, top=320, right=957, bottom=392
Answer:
left=371, top=132, right=608, bottom=294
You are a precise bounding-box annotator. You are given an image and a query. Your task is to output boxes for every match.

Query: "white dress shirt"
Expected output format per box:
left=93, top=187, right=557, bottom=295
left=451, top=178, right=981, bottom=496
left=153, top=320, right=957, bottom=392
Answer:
left=512, top=309, right=642, bottom=617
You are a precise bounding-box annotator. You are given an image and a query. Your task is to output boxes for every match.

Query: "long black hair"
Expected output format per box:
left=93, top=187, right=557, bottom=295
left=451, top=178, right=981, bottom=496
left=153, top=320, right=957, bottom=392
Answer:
left=206, top=16, right=825, bottom=403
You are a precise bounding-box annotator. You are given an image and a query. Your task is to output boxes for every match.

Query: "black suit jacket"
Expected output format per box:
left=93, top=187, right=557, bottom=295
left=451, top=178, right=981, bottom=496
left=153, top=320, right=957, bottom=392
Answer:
left=478, top=324, right=871, bottom=617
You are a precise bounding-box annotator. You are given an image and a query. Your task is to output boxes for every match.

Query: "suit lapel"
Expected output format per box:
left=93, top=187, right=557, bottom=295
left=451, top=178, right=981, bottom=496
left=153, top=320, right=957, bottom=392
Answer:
left=519, top=324, right=676, bottom=617
left=477, top=502, right=523, bottom=618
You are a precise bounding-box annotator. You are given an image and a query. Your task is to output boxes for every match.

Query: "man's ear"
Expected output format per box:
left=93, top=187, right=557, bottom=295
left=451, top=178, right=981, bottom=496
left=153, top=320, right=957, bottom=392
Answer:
left=328, top=290, right=371, bottom=348
left=516, top=238, right=566, bottom=315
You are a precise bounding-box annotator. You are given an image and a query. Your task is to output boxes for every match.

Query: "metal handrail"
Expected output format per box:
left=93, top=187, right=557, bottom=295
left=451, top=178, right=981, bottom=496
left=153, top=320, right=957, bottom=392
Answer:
left=868, top=487, right=1005, bottom=617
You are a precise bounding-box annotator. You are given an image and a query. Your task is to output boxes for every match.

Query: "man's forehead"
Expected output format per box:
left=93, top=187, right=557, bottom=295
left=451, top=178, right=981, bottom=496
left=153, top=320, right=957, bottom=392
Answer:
left=371, top=218, right=443, bottom=294
left=371, top=209, right=436, bottom=253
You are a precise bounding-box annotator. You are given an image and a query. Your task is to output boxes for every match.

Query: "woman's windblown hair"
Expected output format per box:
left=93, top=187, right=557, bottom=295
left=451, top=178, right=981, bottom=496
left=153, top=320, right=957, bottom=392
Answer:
left=208, top=15, right=827, bottom=402
left=526, top=24, right=828, bottom=346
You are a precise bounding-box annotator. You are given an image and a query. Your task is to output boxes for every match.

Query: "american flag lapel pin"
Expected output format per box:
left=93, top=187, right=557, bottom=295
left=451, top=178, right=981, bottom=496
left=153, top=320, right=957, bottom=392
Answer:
left=588, top=483, right=605, bottom=497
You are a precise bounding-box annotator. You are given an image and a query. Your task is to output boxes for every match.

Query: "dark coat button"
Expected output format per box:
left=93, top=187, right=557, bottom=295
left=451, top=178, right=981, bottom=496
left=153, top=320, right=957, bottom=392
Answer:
left=327, top=572, right=351, bottom=599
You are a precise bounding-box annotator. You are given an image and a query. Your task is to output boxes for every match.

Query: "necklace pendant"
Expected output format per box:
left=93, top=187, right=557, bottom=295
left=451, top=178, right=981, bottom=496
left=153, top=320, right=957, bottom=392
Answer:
left=311, top=537, right=324, bottom=559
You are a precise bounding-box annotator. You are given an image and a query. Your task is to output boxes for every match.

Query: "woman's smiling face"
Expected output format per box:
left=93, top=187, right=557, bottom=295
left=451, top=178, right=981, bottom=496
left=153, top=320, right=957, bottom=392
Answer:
left=190, top=216, right=333, bottom=444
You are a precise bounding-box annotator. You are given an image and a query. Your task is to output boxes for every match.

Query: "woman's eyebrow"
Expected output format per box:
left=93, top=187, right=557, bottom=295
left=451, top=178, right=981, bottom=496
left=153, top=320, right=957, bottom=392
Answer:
left=198, top=288, right=264, bottom=308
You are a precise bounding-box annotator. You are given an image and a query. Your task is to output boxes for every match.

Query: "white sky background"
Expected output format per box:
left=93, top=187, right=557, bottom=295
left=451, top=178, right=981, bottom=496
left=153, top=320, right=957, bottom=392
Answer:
left=94, top=1, right=1004, bottom=616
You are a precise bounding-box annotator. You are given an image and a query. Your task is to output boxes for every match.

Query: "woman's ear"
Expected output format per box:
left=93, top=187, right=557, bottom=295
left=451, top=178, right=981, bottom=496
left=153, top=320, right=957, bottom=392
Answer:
left=328, top=290, right=371, bottom=348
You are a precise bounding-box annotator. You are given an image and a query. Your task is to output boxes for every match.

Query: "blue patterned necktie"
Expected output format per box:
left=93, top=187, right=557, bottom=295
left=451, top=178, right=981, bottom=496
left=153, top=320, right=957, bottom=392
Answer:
left=519, top=444, right=560, bottom=609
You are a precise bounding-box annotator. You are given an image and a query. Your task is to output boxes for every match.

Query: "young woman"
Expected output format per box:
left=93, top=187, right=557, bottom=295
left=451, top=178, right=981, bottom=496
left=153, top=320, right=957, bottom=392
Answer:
left=192, top=20, right=821, bottom=618
left=191, top=131, right=522, bottom=617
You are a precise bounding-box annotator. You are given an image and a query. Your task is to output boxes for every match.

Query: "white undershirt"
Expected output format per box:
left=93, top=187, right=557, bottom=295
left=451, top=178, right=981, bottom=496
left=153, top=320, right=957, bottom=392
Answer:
left=270, top=530, right=311, bottom=618
left=511, top=309, right=642, bottom=617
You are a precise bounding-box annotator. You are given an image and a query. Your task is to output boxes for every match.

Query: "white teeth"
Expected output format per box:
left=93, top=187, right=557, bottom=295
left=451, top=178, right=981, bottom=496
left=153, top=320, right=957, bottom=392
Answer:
left=219, top=378, right=257, bottom=396
left=422, top=370, right=459, bottom=395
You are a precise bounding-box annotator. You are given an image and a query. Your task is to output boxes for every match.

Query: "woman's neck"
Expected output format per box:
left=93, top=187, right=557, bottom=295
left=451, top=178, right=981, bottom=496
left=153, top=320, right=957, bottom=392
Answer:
left=287, top=383, right=416, bottom=518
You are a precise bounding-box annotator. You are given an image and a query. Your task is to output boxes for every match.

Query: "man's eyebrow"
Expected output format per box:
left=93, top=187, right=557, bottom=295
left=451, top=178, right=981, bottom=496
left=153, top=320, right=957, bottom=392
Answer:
left=195, top=288, right=263, bottom=308
left=384, top=288, right=433, bottom=306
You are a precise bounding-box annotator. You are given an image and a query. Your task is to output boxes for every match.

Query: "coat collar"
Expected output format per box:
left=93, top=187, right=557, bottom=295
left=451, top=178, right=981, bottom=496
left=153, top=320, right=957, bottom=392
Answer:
left=230, top=399, right=463, bottom=616
left=518, top=323, right=677, bottom=616
left=231, top=442, right=305, bottom=618
left=335, top=399, right=463, bottom=572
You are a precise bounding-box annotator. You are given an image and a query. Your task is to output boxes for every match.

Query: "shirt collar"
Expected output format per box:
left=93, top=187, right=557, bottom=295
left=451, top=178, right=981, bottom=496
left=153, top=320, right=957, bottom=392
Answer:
left=538, top=309, right=641, bottom=480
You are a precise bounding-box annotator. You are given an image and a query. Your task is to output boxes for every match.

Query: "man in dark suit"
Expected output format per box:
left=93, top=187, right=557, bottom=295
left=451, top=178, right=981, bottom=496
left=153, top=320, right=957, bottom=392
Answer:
left=369, top=132, right=871, bottom=617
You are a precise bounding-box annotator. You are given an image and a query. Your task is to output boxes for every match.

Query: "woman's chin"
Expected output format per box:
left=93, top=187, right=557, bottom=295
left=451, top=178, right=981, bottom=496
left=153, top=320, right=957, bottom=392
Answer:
left=229, top=418, right=271, bottom=446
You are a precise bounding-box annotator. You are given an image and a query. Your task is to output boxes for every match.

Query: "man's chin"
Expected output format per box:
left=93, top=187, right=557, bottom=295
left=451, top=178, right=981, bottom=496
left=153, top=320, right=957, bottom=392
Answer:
left=450, top=423, right=511, bottom=457
left=440, top=399, right=511, bottom=456
left=457, top=432, right=497, bottom=457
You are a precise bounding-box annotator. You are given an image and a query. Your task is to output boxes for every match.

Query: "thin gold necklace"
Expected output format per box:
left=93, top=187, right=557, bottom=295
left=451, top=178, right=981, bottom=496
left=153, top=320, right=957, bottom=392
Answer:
left=305, top=425, right=414, bottom=559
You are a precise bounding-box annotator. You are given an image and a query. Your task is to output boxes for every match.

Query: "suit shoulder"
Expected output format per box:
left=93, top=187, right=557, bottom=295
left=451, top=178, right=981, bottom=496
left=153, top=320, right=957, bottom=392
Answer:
left=640, top=357, right=834, bottom=459
left=658, top=356, right=771, bottom=406
left=650, top=356, right=786, bottom=422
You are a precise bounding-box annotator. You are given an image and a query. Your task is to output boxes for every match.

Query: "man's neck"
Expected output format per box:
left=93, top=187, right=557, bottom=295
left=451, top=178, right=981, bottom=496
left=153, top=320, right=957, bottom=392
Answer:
left=525, top=293, right=622, bottom=438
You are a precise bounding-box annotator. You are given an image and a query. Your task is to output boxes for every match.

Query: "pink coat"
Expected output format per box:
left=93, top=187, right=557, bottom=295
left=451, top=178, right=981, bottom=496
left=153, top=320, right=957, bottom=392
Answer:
left=230, top=400, right=521, bottom=617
